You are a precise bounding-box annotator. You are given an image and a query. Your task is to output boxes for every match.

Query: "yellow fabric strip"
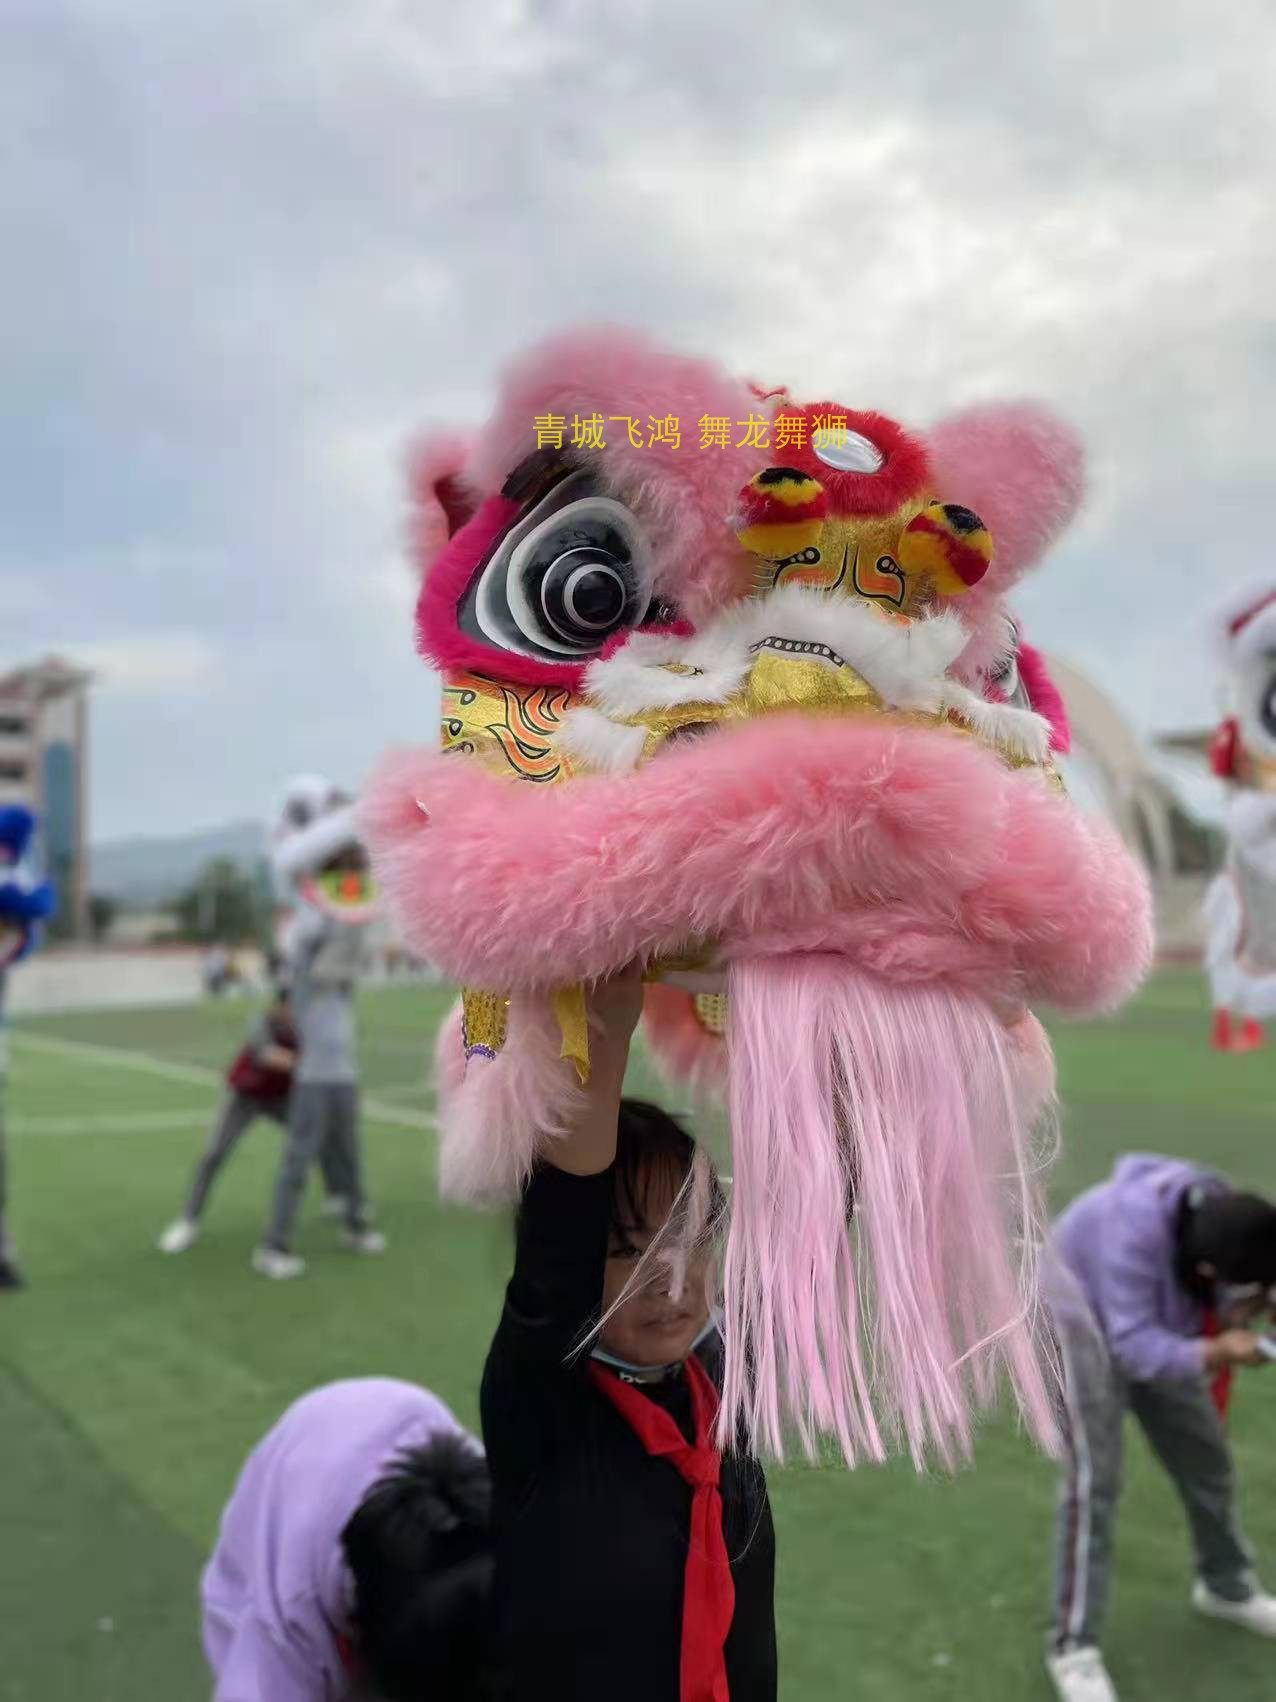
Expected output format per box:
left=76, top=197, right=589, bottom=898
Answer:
left=552, top=983, right=591, bottom=1085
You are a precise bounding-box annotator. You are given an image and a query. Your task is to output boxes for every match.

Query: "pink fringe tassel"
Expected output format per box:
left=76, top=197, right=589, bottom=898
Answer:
left=721, top=955, right=1058, bottom=1468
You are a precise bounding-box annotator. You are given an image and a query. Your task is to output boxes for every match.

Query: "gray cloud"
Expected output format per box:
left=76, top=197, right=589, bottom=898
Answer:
left=3, top=0, right=1271, bottom=839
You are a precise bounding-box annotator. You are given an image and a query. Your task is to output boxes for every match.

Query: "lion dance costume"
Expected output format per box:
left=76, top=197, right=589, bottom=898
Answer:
left=1204, top=584, right=1276, bottom=1053
left=271, top=774, right=378, bottom=954
left=365, top=331, right=1153, bottom=1466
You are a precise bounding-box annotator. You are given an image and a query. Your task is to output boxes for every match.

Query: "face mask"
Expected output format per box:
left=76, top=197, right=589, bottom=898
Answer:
left=591, top=1314, right=721, bottom=1384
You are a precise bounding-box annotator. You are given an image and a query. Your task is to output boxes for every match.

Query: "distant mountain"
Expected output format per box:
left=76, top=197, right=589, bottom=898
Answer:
left=91, top=819, right=266, bottom=906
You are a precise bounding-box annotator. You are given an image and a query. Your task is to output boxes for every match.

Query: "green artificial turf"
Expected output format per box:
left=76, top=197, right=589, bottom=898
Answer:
left=2, top=971, right=1274, bottom=1698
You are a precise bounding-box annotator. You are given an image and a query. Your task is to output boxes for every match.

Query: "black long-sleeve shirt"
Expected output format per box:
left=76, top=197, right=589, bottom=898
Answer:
left=480, top=1163, right=777, bottom=1701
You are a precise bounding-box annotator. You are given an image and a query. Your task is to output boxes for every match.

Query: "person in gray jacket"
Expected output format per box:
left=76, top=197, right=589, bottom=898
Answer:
left=254, top=895, right=385, bottom=1280
left=255, top=780, right=386, bottom=1281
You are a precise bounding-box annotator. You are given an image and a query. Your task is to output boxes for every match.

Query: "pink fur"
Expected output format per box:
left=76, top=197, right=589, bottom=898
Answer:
left=721, top=956, right=1059, bottom=1466
left=462, top=327, right=761, bottom=624
left=407, top=433, right=478, bottom=575
left=436, top=993, right=583, bottom=1205
left=1005, top=1011, right=1059, bottom=1130
left=925, top=402, right=1085, bottom=679
left=363, top=717, right=1152, bottom=1015
left=641, top=983, right=729, bottom=1098
left=1017, top=640, right=1072, bottom=754
left=433, top=1000, right=468, bottom=1105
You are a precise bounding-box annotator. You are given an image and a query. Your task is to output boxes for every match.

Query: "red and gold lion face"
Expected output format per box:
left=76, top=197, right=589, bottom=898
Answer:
left=364, top=330, right=1151, bottom=1469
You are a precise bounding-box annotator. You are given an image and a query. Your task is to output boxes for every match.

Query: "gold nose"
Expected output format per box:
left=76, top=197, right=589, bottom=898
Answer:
left=739, top=642, right=883, bottom=718
left=628, top=636, right=892, bottom=764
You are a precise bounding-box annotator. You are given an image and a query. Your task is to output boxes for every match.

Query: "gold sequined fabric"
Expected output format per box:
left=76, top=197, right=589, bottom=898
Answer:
left=693, top=992, right=730, bottom=1036
left=461, top=988, right=509, bottom=1060
left=442, top=671, right=573, bottom=784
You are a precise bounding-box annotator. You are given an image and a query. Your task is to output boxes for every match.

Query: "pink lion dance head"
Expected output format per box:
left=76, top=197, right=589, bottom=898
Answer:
left=365, top=328, right=1152, bottom=1468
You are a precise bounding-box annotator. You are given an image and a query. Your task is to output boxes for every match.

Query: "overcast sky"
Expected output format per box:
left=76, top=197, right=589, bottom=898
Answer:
left=5, top=0, right=1271, bottom=842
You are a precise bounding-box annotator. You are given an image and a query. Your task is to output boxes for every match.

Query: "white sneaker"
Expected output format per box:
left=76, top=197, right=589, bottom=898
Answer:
left=1192, top=1580, right=1276, bottom=1637
left=1045, top=1647, right=1118, bottom=1702
left=251, top=1246, right=306, bottom=1280
left=341, top=1229, right=387, bottom=1256
left=158, top=1218, right=199, bottom=1255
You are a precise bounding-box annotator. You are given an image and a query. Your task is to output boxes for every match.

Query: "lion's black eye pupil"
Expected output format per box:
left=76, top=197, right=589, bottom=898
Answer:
left=565, top=565, right=626, bottom=630
left=538, top=541, right=634, bottom=647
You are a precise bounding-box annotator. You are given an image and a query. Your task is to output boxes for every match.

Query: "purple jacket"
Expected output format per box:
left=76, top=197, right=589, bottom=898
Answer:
left=1052, top=1155, right=1227, bottom=1383
left=202, top=1379, right=472, bottom=1702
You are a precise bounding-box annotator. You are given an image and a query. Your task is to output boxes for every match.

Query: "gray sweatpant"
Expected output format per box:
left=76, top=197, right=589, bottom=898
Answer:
left=184, top=1091, right=293, bottom=1221
left=264, top=1082, right=368, bottom=1252
left=1051, top=1310, right=1254, bottom=1652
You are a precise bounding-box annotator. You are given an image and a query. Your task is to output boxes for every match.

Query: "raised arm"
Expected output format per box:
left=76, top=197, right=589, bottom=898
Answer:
left=547, top=966, right=645, bottom=1176
left=480, top=968, right=644, bottom=1473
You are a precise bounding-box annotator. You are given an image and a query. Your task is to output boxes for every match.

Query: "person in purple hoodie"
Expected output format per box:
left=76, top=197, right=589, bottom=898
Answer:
left=1045, top=1154, right=1276, bottom=1702
left=202, top=1378, right=491, bottom=1701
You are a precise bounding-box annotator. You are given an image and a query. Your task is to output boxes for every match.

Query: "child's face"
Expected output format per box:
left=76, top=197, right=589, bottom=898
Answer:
left=599, top=1168, right=712, bottom=1368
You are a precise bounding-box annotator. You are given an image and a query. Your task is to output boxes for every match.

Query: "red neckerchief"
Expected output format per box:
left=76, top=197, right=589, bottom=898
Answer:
left=589, top=1355, right=735, bottom=1702
left=1203, top=1307, right=1234, bottom=1422
left=334, top=1630, right=357, bottom=1675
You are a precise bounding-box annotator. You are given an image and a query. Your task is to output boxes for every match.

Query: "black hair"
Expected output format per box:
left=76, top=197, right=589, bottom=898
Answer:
left=340, top=1433, right=492, bottom=1702
left=610, top=1097, right=725, bottom=1253
left=1176, top=1187, right=1276, bottom=1298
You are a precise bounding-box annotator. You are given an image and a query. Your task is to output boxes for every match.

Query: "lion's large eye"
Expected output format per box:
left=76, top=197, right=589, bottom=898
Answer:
left=507, top=502, right=642, bottom=651
left=466, top=470, right=652, bottom=662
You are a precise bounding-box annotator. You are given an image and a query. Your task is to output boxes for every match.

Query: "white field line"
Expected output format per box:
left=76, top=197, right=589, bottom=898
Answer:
left=13, top=1030, right=219, bottom=1088
left=14, top=1109, right=214, bottom=1138
left=10, top=1032, right=436, bottom=1134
